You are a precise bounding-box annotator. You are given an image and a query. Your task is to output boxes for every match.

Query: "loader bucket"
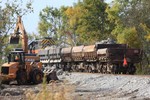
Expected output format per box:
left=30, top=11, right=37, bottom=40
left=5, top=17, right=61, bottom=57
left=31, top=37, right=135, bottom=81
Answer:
left=9, top=35, right=19, bottom=44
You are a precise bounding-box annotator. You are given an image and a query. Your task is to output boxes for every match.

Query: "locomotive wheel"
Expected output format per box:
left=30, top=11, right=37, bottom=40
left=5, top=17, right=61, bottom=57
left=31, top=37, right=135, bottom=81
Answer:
left=31, top=69, right=43, bottom=84
left=16, top=71, right=27, bottom=85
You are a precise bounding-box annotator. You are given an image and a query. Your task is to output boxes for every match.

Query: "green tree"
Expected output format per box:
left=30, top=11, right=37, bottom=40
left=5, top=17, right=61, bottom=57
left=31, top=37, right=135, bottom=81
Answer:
left=38, top=7, right=61, bottom=38
left=59, top=6, right=78, bottom=46
left=65, top=0, right=112, bottom=45
left=38, top=0, right=113, bottom=46
left=38, top=6, right=77, bottom=46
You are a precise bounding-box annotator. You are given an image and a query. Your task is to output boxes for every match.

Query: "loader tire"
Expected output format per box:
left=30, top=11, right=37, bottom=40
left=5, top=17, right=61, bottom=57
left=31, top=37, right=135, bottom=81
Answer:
left=16, top=71, right=27, bottom=85
left=31, top=69, right=43, bottom=84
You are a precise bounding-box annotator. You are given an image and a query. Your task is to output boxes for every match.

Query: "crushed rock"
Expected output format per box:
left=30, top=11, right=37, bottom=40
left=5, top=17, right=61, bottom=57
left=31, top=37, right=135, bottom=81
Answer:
left=58, top=73, right=150, bottom=99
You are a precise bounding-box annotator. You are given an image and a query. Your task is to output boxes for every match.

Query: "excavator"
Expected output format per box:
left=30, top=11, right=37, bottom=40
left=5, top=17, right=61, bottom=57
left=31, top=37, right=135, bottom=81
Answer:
left=0, top=16, right=44, bottom=85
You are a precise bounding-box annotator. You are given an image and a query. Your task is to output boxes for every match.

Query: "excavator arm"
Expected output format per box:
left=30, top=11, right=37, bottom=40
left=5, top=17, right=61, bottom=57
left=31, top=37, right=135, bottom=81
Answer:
left=9, top=16, right=28, bottom=53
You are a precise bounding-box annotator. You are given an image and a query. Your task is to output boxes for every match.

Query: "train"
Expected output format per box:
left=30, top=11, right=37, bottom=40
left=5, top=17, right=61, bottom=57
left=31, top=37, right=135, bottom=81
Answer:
left=29, top=38, right=142, bottom=75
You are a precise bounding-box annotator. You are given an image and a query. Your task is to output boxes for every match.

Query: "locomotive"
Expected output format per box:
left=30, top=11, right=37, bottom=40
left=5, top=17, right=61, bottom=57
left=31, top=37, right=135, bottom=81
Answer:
left=30, top=38, right=142, bottom=74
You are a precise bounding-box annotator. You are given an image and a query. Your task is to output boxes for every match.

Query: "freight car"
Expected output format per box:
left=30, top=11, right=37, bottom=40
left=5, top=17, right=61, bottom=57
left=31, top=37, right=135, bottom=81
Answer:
left=38, top=46, right=61, bottom=68
left=37, top=39, right=142, bottom=74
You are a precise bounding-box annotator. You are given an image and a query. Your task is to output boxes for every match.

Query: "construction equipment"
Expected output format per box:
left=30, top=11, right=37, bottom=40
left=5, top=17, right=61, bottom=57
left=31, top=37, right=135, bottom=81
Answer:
left=9, top=16, right=28, bottom=53
left=0, top=16, right=43, bottom=85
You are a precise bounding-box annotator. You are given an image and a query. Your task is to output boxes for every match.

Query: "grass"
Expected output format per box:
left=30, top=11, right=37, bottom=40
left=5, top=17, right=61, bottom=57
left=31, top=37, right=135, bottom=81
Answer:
left=25, top=75, right=80, bottom=100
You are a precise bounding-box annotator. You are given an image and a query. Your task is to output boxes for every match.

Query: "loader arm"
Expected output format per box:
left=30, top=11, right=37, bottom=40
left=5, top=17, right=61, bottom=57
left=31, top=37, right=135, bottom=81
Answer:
left=10, top=16, right=28, bottom=53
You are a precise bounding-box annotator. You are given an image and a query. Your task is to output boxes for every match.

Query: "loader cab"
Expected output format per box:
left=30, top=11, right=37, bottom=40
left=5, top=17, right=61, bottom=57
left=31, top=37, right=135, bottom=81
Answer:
left=8, top=49, right=25, bottom=65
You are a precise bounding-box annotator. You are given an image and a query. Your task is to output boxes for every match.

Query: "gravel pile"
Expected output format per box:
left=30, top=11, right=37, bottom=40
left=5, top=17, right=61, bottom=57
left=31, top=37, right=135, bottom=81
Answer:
left=59, top=73, right=150, bottom=100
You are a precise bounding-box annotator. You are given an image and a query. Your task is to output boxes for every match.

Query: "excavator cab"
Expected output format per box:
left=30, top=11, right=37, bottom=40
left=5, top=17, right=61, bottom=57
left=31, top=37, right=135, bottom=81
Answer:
left=9, top=32, right=20, bottom=44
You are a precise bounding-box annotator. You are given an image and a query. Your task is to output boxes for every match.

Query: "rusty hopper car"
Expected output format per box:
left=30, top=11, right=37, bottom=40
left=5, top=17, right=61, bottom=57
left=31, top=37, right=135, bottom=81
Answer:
left=83, top=45, right=97, bottom=61
left=95, top=43, right=127, bottom=64
left=71, top=45, right=84, bottom=71
left=61, top=47, right=72, bottom=62
left=61, top=47, right=72, bottom=71
left=95, top=43, right=127, bottom=49
left=82, top=45, right=97, bottom=72
left=97, top=48, right=126, bottom=73
left=96, top=44, right=142, bottom=74
left=72, top=45, right=84, bottom=61
left=97, top=48, right=126, bottom=63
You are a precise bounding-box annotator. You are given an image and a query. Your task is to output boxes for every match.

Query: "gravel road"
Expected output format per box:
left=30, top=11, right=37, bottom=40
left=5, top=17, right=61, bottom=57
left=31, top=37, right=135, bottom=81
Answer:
left=59, top=72, right=150, bottom=100
left=0, top=72, right=150, bottom=100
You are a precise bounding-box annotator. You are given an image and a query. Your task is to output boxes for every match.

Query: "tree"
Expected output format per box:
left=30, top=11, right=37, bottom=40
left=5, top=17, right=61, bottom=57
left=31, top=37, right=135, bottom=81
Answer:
left=38, top=0, right=113, bottom=46
left=65, top=0, right=112, bottom=45
left=0, top=0, right=33, bottom=64
left=38, top=7, right=61, bottom=38
left=38, top=6, right=77, bottom=46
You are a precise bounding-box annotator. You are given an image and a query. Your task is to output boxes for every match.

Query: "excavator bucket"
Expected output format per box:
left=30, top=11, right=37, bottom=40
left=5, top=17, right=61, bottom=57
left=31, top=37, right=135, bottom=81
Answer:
left=9, top=35, right=20, bottom=44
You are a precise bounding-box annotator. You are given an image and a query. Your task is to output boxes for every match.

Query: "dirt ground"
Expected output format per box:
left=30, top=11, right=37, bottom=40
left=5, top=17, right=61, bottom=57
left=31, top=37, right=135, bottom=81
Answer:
left=0, top=72, right=150, bottom=100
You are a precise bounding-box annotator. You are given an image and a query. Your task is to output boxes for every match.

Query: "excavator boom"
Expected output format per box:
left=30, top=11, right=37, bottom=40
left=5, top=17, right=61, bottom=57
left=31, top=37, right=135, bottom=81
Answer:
left=9, top=16, right=28, bottom=53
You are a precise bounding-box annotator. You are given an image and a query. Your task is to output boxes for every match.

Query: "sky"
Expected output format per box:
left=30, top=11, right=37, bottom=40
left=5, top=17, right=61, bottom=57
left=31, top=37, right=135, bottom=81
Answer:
left=23, top=0, right=113, bottom=34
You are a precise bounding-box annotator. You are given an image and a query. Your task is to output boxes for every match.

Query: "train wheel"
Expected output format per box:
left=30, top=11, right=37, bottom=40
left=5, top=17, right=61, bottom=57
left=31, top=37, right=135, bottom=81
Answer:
left=80, top=69, right=84, bottom=72
left=88, top=66, right=92, bottom=73
left=101, top=65, right=107, bottom=74
left=128, top=65, right=136, bottom=75
left=112, top=65, right=117, bottom=74
left=84, top=65, right=88, bottom=72
left=75, top=65, right=79, bottom=72
left=98, top=65, right=103, bottom=73
left=16, top=71, right=27, bottom=85
left=71, top=65, right=74, bottom=71
left=97, top=66, right=101, bottom=73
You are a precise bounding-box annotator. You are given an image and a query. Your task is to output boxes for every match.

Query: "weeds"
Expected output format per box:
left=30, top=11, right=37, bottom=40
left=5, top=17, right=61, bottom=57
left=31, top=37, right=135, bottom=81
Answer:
left=25, top=75, right=78, bottom=100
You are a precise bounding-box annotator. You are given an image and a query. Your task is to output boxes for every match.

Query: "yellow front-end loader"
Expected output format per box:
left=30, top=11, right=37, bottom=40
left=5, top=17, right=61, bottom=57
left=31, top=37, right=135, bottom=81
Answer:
left=0, top=16, right=43, bottom=85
